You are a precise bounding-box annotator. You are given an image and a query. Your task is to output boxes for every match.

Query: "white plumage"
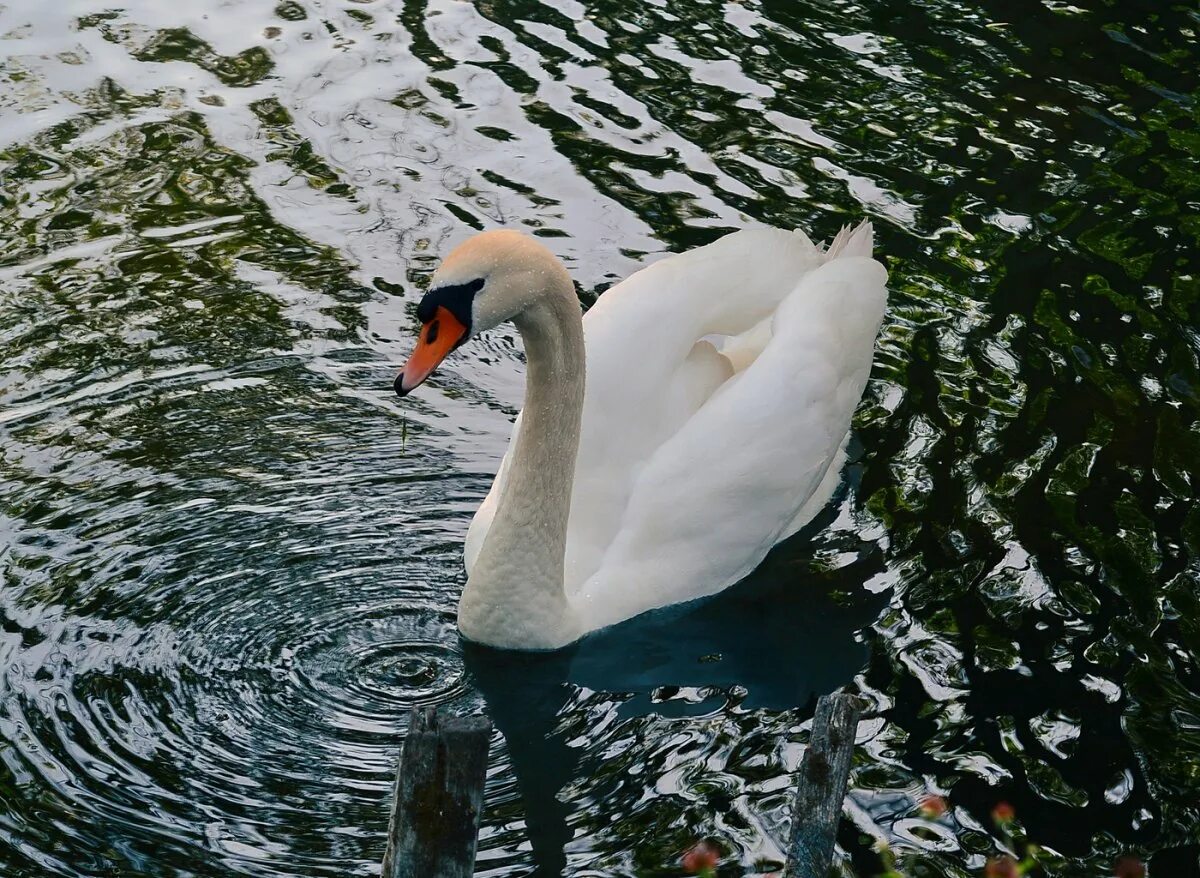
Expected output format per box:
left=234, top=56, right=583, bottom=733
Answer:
left=449, top=222, right=887, bottom=644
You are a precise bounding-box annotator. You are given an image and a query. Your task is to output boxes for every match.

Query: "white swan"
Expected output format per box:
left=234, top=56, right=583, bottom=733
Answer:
left=395, top=223, right=887, bottom=650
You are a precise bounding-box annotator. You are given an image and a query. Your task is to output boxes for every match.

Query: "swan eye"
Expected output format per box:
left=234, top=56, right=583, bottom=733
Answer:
left=417, top=277, right=485, bottom=328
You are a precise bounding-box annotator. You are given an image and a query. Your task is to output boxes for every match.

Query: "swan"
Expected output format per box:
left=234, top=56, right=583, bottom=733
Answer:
left=395, top=222, right=887, bottom=651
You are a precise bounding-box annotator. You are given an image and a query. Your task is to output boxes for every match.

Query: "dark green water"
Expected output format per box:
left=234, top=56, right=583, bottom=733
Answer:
left=1, top=0, right=1198, bottom=875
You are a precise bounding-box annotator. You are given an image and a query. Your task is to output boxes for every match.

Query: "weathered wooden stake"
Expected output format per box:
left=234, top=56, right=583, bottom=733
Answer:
left=382, top=707, right=492, bottom=878
left=784, top=693, right=863, bottom=878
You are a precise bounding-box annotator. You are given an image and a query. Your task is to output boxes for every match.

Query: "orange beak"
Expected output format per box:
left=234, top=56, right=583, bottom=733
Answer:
left=394, top=306, right=470, bottom=396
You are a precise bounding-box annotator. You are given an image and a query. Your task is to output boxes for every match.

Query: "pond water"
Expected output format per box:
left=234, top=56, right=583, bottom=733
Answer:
left=1, top=0, right=1198, bottom=875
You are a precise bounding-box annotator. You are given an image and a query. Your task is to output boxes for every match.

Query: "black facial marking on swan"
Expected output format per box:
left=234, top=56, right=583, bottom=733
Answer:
left=416, top=277, right=485, bottom=329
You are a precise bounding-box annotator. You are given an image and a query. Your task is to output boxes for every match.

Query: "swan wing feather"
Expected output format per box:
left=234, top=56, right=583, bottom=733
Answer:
left=572, top=249, right=887, bottom=628
left=559, top=227, right=828, bottom=587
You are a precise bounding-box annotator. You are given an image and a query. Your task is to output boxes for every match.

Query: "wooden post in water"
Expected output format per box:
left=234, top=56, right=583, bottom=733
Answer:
left=784, top=693, right=863, bottom=878
left=382, top=707, right=492, bottom=878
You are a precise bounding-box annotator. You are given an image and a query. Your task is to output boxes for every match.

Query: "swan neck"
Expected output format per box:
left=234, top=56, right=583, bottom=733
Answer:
left=458, top=289, right=585, bottom=650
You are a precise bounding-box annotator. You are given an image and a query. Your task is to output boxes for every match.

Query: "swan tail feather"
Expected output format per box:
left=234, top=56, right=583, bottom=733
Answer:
left=824, top=220, right=874, bottom=260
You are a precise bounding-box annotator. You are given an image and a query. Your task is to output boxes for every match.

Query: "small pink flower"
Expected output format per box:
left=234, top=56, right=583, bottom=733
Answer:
left=681, top=840, right=720, bottom=874
left=984, top=855, right=1019, bottom=878
left=919, top=794, right=948, bottom=818
left=1113, top=854, right=1146, bottom=878
left=991, top=801, right=1015, bottom=824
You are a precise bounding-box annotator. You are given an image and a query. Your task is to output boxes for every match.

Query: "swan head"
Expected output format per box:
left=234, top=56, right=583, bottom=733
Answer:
left=395, top=229, right=572, bottom=396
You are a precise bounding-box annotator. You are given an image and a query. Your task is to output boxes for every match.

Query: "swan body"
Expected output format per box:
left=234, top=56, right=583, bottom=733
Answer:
left=396, top=223, right=887, bottom=650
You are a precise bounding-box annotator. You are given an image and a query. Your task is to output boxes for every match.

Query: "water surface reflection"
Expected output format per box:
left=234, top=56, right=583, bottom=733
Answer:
left=1, top=0, right=1197, bottom=875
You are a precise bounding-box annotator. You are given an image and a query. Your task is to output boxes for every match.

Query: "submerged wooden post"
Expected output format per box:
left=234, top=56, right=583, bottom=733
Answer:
left=784, top=693, right=863, bottom=878
left=382, top=707, right=492, bottom=878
